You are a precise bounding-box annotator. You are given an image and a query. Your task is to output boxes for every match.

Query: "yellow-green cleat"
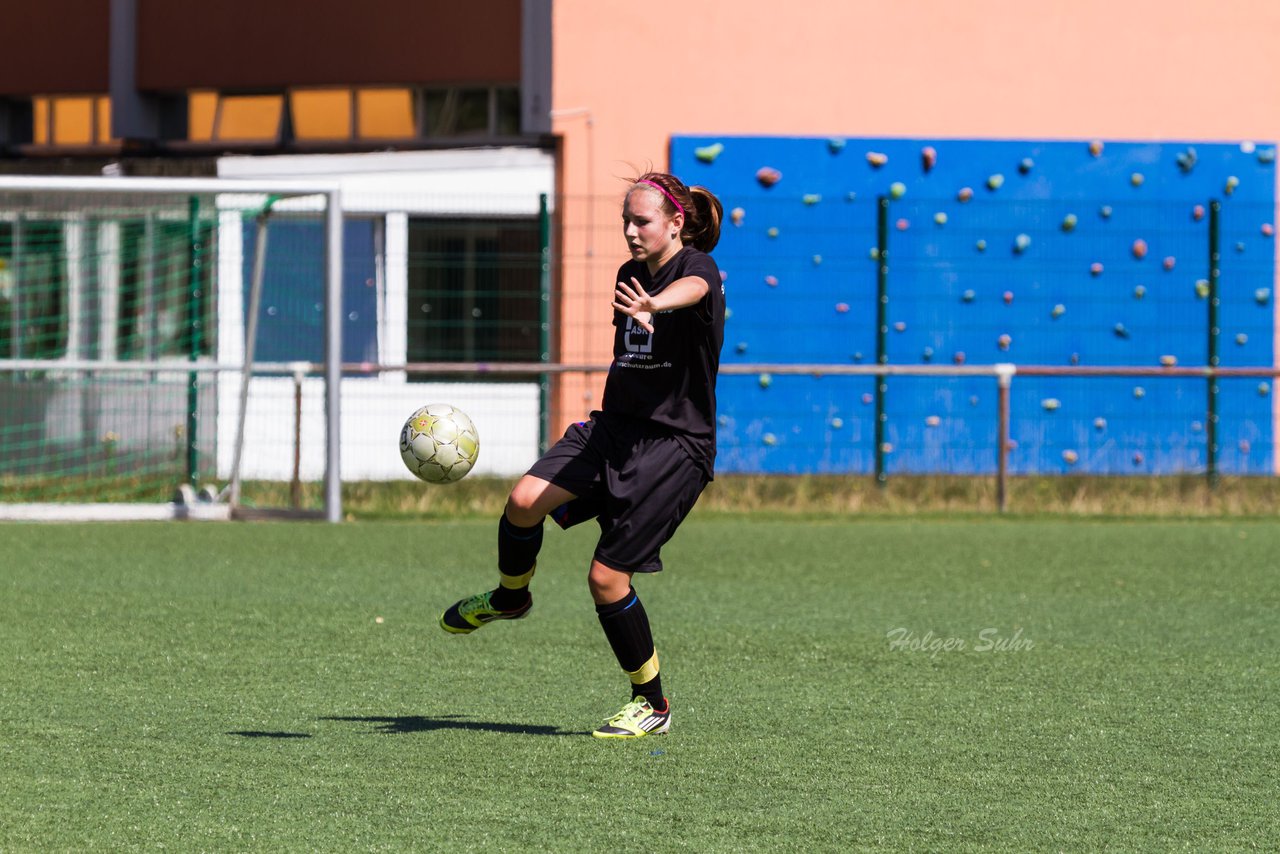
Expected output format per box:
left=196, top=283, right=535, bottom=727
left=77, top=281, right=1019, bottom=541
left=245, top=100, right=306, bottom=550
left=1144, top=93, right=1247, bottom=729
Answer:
left=591, top=696, right=670, bottom=739
left=440, top=590, right=532, bottom=634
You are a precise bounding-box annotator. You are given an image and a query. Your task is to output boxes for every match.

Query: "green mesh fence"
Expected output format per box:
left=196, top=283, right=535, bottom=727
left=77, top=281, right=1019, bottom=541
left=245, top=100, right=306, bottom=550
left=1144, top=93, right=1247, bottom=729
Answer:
left=0, top=191, right=221, bottom=502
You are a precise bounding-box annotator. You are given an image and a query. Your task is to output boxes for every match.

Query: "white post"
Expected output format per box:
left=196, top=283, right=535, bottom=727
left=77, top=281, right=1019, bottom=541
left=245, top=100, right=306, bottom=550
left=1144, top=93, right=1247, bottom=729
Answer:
left=382, top=212, right=408, bottom=383
left=97, top=221, right=120, bottom=361
left=324, top=189, right=344, bottom=523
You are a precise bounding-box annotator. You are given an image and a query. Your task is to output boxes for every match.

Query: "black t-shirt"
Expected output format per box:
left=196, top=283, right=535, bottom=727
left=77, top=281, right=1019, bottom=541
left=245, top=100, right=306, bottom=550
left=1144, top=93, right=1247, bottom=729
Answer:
left=599, top=246, right=725, bottom=477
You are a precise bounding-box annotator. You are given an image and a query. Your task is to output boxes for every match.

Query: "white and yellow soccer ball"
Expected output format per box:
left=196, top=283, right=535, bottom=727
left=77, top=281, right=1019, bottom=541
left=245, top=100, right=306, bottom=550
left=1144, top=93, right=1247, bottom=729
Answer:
left=399, top=404, right=480, bottom=484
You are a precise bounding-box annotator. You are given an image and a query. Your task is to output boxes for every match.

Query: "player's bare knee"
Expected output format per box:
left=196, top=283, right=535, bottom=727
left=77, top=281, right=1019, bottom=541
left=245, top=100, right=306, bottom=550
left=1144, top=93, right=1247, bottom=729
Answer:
left=505, top=482, right=544, bottom=527
left=587, top=562, right=631, bottom=603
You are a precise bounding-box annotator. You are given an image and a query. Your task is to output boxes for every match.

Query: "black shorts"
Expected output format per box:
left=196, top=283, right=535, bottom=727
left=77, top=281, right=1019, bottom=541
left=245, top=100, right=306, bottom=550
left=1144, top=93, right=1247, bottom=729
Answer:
left=527, top=415, right=708, bottom=573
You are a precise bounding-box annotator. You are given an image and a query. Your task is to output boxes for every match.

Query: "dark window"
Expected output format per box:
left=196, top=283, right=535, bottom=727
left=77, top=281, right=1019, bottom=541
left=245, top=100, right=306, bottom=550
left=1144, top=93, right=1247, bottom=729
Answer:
left=423, top=86, right=522, bottom=138
left=407, top=216, right=541, bottom=366
left=118, top=218, right=216, bottom=360
left=240, top=217, right=378, bottom=365
left=0, top=221, right=68, bottom=360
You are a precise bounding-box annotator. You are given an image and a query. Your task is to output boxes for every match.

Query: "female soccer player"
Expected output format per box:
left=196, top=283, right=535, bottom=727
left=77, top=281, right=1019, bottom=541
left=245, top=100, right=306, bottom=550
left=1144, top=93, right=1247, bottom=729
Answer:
left=441, top=171, right=724, bottom=739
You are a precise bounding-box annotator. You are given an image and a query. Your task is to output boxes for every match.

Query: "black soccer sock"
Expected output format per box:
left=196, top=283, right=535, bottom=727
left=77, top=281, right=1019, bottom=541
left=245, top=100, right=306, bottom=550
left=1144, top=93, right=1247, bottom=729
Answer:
left=490, top=513, right=542, bottom=610
left=596, top=588, right=664, bottom=709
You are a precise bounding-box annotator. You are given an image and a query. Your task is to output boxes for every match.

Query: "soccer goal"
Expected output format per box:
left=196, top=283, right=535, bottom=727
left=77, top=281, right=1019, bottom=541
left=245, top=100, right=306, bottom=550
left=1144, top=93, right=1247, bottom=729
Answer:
left=0, top=175, right=344, bottom=522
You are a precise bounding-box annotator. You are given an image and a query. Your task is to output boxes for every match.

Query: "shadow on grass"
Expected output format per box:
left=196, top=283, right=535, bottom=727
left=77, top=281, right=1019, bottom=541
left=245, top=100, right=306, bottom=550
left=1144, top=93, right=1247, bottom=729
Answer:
left=227, top=731, right=313, bottom=739
left=322, top=715, right=588, bottom=737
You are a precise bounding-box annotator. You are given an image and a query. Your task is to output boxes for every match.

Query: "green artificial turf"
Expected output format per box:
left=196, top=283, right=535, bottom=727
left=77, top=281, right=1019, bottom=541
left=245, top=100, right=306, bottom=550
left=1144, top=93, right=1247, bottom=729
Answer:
left=2, top=518, right=1278, bottom=851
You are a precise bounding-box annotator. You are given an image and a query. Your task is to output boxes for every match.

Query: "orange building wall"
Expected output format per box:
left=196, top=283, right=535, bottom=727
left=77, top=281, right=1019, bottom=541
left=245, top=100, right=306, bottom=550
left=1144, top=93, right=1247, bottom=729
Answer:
left=549, top=0, right=1280, bottom=432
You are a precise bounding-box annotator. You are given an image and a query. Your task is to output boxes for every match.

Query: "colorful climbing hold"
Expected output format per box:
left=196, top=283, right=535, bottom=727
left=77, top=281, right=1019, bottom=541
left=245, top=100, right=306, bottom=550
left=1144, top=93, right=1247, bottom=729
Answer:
left=1062, top=450, right=1078, bottom=465
left=803, top=193, right=822, bottom=205
left=1160, top=355, right=1177, bottom=367
left=1262, top=223, right=1275, bottom=237
left=896, top=218, right=910, bottom=231
left=1175, top=147, right=1197, bottom=173
left=1133, top=285, right=1146, bottom=299
left=889, top=182, right=906, bottom=199
left=1192, top=204, right=1205, bottom=221
left=975, top=239, right=987, bottom=252
left=735, top=342, right=748, bottom=353
left=921, top=347, right=933, bottom=362
left=1163, top=256, right=1176, bottom=271
left=934, top=212, right=948, bottom=226
left=730, top=207, right=745, bottom=226
left=867, top=151, right=888, bottom=168
left=1259, top=383, right=1271, bottom=397
left=1018, top=157, right=1034, bottom=175
left=755, top=167, right=781, bottom=187
left=953, top=351, right=967, bottom=365
left=1089, top=140, right=1104, bottom=157
left=1259, top=148, right=1277, bottom=164
left=987, top=173, right=1005, bottom=191
left=1195, top=280, right=1210, bottom=299
left=830, top=417, right=844, bottom=429
left=1131, top=239, right=1148, bottom=259
left=957, top=187, right=974, bottom=203
left=1099, top=205, right=1113, bottom=219
left=1051, top=303, right=1066, bottom=318
left=1132, top=452, right=1145, bottom=466
left=767, top=227, right=779, bottom=238
left=762, top=432, right=777, bottom=446
left=925, top=415, right=941, bottom=427
left=812, top=254, right=823, bottom=265
left=997, top=333, right=1012, bottom=351
left=921, top=146, right=937, bottom=172
left=1003, top=290, right=1014, bottom=304
left=1133, top=386, right=1146, bottom=399
left=694, top=142, right=724, bottom=163
left=962, top=289, right=976, bottom=302
left=1225, top=175, right=1239, bottom=194
left=835, top=302, right=850, bottom=313
left=1090, top=262, right=1104, bottom=276
left=1013, top=233, right=1031, bottom=254
left=1093, top=417, right=1107, bottom=430
left=1113, top=322, right=1130, bottom=338
left=862, top=393, right=874, bottom=405
left=828, top=138, right=847, bottom=154
left=758, top=373, right=772, bottom=388
left=1041, top=398, right=1061, bottom=411
left=893, top=321, right=907, bottom=332
left=1236, top=333, right=1248, bottom=345
left=1061, top=213, right=1078, bottom=232
left=1130, top=172, right=1145, bottom=187
left=1255, top=288, right=1271, bottom=305
left=764, top=275, right=778, bottom=287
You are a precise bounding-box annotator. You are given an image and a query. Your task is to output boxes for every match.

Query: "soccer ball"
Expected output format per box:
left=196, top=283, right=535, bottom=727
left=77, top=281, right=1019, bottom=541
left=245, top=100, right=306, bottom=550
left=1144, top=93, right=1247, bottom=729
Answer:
left=399, top=404, right=480, bottom=484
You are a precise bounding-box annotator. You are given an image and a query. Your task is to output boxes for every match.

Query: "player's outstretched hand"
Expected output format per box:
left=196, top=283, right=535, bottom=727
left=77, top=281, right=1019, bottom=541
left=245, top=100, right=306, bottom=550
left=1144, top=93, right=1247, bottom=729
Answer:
left=613, top=277, right=656, bottom=333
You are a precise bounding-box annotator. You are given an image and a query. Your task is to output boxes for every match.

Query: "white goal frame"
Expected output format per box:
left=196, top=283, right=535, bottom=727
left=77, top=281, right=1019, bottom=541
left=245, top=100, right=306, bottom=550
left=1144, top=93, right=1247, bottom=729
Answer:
left=0, top=175, right=345, bottom=523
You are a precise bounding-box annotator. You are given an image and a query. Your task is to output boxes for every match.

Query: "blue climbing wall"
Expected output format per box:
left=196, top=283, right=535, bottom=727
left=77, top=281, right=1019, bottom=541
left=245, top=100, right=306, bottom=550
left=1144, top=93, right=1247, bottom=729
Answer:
left=671, top=136, right=1277, bottom=475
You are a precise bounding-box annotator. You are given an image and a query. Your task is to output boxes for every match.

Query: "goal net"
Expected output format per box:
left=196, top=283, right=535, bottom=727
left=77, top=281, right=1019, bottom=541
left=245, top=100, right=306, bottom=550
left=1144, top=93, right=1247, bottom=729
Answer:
left=0, top=176, right=343, bottom=521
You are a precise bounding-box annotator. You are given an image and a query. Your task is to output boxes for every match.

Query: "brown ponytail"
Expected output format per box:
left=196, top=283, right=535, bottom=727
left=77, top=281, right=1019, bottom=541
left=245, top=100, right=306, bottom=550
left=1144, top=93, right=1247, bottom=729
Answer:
left=630, top=171, right=724, bottom=253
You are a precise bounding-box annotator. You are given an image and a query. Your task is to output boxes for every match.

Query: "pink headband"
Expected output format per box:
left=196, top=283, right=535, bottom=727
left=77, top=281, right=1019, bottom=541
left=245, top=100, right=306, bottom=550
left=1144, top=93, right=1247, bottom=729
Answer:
left=636, top=179, right=685, bottom=217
